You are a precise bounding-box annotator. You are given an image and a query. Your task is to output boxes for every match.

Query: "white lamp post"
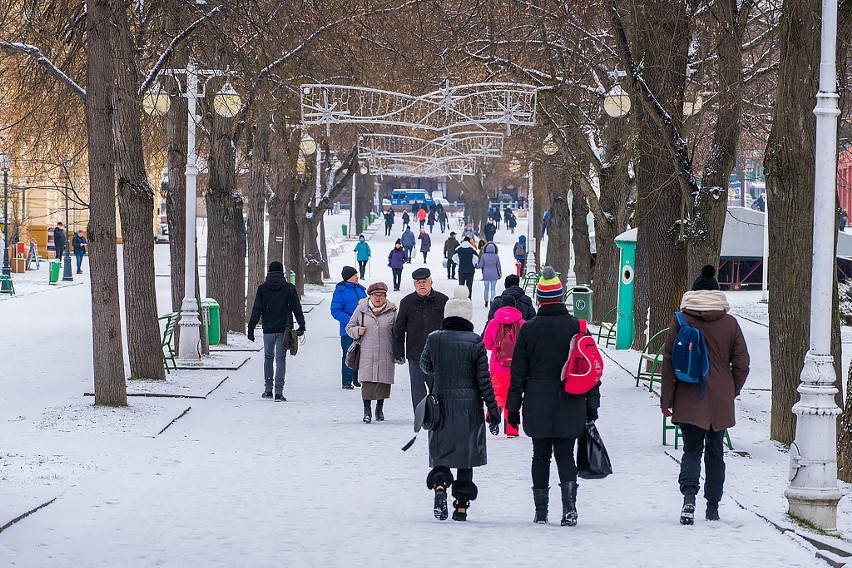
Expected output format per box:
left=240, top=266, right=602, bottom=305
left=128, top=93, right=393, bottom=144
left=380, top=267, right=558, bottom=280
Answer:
left=784, top=0, right=842, bottom=533
left=143, top=59, right=242, bottom=362
left=525, top=162, right=536, bottom=275
left=0, top=153, right=10, bottom=294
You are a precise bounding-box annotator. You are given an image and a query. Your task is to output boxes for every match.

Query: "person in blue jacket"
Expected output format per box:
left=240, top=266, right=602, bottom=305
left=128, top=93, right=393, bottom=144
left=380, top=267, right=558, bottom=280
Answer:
left=331, top=266, right=367, bottom=389
left=401, top=227, right=416, bottom=263
left=354, top=234, right=371, bottom=279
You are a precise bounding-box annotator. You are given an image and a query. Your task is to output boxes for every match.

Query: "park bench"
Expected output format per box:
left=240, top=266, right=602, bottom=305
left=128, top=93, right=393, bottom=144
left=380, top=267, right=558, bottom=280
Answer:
left=159, top=312, right=178, bottom=373
left=663, top=415, right=734, bottom=450
left=0, top=274, right=15, bottom=295
left=636, top=327, right=669, bottom=391
left=596, top=307, right=617, bottom=348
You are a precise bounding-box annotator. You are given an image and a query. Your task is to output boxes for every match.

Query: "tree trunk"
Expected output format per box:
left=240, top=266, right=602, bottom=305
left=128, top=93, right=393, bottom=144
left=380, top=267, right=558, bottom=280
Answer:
left=205, top=114, right=243, bottom=344
left=687, top=0, right=743, bottom=276
left=764, top=0, right=820, bottom=445
left=629, top=0, right=690, bottom=343
left=286, top=199, right=304, bottom=295
left=246, top=118, right=270, bottom=323
left=85, top=0, right=126, bottom=405
left=544, top=165, right=571, bottom=280
left=571, top=188, right=591, bottom=285
left=112, top=3, right=164, bottom=380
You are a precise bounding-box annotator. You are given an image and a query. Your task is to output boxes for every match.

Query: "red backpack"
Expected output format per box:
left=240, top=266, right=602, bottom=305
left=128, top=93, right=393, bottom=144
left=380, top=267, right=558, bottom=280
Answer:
left=494, top=320, right=522, bottom=368
left=561, top=320, right=604, bottom=394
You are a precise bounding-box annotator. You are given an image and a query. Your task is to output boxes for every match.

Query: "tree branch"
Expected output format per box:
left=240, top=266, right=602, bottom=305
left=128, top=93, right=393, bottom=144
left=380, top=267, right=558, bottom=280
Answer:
left=0, top=42, right=85, bottom=99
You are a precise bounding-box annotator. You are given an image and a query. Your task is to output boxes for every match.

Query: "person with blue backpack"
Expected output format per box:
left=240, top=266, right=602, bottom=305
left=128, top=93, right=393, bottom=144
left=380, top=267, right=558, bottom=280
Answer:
left=660, top=265, right=750, bottom=525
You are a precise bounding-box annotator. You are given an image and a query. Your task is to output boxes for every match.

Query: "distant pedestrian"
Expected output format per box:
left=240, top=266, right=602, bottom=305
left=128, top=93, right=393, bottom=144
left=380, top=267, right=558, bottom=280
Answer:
left=452, top=236, right=479, bottom=300
left=53, top=222, right=67, bottom=261
left=419, top=230, right=432, bottom=263
left=384, top=209, right=395, bottom=236
left=504, top=206, right=512, bottom=230
left=331, top=266, right=367, bottom=390
left=483, top=220, right=497, bottom=242
left=72, top=229, right=88, bottom=274
left=477, top=242, right=502, bottom=307
left=247, top=261, right=306, bottom=401
left=487, top=274, right=536, bottom=323
left=401, top=227, right=416, bottom=263
left=393, top=268, right=448, bottom=411
left=661, top=265, right=750, bottom=525
left=438, top=209, right=449, bottom=233
left=347, top=282, right=397, bottom=424
left=508, top=213, right=517, bottom=234
left=541, top=209, right=551, bottom=237
left=417, top=207, right=427, bottom=230
left=507, top=266, right=600, bottom=526
left=752, top=194, right=766, bottom=213
left=462, top=223, right=475, bottom=242
left=354, top=234, right=371, bottom=279
left=841, top=208, right=848, bottom=231
left=420, top=285, right=501, bottom=522
left=513, top=235, right=527, bottom=269
left=388, top=240, right=407, bottom=291
left=443, top=232, right=460, bottom=279
left=402, top=211, right=411, bottom=231
left=428, top=210, right=436, bottom=233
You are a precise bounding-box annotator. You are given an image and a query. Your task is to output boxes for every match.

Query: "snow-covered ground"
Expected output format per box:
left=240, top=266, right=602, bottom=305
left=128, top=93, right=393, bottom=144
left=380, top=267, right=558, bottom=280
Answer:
left=0, top=210, right=843, bottom=566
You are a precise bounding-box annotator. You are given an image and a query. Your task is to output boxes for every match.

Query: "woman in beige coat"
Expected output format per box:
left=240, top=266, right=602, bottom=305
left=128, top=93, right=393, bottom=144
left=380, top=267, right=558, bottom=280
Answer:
left=347, top=282, right=397, bottom=423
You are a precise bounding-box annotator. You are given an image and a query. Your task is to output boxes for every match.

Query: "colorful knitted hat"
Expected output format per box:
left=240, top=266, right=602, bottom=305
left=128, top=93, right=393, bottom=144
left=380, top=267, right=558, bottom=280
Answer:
left=536, top=266, right=564, bottom=303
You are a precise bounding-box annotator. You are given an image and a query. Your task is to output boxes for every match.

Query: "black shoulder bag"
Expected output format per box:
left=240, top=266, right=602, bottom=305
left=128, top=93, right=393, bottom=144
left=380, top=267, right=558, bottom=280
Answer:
left=344, top=312, right=364, bottom=370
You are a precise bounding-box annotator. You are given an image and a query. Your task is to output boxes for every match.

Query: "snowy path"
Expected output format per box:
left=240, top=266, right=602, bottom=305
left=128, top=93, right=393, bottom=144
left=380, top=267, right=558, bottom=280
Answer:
left=0, top=214, right=827, bottom=566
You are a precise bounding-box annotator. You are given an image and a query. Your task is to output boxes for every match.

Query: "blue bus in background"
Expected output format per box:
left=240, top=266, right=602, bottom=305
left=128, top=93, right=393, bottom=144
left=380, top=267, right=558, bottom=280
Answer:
left=391, top=189, right=433, bottom=208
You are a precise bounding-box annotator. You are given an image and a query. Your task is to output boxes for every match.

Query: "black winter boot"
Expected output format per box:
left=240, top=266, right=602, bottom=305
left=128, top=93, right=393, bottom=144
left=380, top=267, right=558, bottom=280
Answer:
left=363, top=400, right=372, bottom=424
left=451, top=481, right=478, bottom=521
left=532, top=487, right=549, bottom=524
left=559, top=481, right=578, bottom=526
left=375, top=400, right=385, bottom=422
left=427, top=467, right=454, bottom=521
left=452, top=500, right=469, bottom=521
left=705, top=501, right=719, bottom=521
left=680, top=491, right=696, bottom=525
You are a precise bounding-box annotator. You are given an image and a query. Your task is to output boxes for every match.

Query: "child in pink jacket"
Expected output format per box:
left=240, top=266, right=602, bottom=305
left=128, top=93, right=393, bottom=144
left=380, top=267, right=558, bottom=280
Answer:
left=483, top=297, right=525, bottom=437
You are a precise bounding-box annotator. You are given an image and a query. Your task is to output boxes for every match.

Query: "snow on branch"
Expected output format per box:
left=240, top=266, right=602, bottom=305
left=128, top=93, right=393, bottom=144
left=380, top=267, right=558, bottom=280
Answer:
left=138, top=4, right=225, bottom=97
left=0, top=41, right=85, bottom=99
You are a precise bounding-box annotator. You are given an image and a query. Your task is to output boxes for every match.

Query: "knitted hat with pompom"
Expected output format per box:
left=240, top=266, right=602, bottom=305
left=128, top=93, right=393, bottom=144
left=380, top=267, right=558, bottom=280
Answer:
left=536, top=266, right=564, bottom=303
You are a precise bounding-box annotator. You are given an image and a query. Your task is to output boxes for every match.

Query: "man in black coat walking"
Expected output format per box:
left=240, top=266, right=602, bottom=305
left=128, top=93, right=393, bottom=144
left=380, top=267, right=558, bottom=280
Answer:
left=53, top=222, right=67, bottom=261
left=483, top=219, right=497, bottom=242
left=247, top=261, right=306, bottom=401
left=486, top=274, right=536, bottom=323
left=451, top=237, right=478, bottom=300
left=507, top=266, right=600, bottom=527
left=393, top=268, right=449, bottom=411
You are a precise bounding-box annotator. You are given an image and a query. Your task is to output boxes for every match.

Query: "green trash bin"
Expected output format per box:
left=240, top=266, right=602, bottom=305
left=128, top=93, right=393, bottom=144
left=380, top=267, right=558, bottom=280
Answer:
left=342, top=224, right=348, bottom=237
left=49, top=259, right=61, bottom=284
left=201, top=298, right=221, bottom=344
left=370, top=212, right=376, bottom=223
left=289, top=270, right=296, bottom=285
left=571, top=285, right=593, bottom=321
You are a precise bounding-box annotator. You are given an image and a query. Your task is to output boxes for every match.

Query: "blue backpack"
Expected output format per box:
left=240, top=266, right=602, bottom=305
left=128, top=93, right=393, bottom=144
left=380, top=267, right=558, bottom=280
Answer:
left=671, top=312, right=709, bottom=395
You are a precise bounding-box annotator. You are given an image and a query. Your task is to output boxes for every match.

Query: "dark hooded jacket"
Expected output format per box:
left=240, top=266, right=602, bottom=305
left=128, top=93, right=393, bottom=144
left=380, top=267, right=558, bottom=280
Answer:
left=248, top=271, right=306, bottom=334
left=420, top=317, right=500, bottom=469
left=507, top=303, right=600, bottom=439
left=487, top=286, right=536, bottom=322
left=393, top=289, right=449, bottom=360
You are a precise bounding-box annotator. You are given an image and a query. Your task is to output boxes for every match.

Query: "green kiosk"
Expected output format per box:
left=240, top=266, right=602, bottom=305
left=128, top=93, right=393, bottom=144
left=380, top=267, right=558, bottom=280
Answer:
left=614, top=228, right=637, bottom=350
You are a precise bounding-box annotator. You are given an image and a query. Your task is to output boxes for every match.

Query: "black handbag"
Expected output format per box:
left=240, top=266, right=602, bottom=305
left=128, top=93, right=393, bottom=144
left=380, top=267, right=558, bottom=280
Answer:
left=577, top=421, right=613, bottom=480
left=344, top=313, right=364, bottom=370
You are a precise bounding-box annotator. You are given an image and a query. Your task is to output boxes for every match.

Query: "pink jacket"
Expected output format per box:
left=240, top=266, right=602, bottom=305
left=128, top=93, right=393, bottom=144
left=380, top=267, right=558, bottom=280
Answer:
left=483, top=306, right=525, bottom=377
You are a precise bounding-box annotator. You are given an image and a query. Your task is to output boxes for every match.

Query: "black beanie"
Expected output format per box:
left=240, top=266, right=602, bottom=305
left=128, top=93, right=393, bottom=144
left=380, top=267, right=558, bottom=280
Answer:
left=692, top=264, right=720, bottom=291
left=341, top=266, right=358, bottom=281
left=268, top=261, right=284, bottom=273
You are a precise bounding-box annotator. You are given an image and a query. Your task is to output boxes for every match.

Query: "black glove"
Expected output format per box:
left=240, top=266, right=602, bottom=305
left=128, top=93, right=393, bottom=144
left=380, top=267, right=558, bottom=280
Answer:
left=507, top=411, right=520, bottom=431
left=296, top=328, right=305, bottom=336
left=487, top=408, right=501, bottom=426
left=489, top=422, right=500, bottom=436
left=247, top=329, right=255, bottom=342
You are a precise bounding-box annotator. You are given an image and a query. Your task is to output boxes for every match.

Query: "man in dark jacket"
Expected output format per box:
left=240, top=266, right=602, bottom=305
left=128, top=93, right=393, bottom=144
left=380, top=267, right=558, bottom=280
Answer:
left=72, top=229, right=88, bottom=274
left=331, top=266, right=367, bottom=389
left=483, top=219, right=497, bottom=242
left=486, top=274, right=536, bottom=322
left=661, top=264, right=749, bottom=525
left=53, top=222, right=67, bottom=261
left=443, top=232, right=460, bottom=279
left=452, top=237, right=478, bottom=300
left=507, top=266, right=600, bottom=527
left=393, top=268, right=449, bottom=411
left=383, top=209, right=395, bottom=236
left=247, top=261, right=306, bottom=401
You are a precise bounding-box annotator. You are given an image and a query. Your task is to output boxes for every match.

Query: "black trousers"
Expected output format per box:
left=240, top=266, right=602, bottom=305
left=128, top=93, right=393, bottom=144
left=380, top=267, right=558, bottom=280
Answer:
left=446, top=259, right=456, bottom=279
left=407, top=359, right=428, bottom=411
left=385, top=223, right=392, bottom=236
left=358, top=260, right=368, bottom=279
left=458, top=272, right=474, bottom=300
left=531, top=437, right=577, bottom=488
left=678, top=423, right=726, bottom=504
left=392, top=268, right=402, bottom=290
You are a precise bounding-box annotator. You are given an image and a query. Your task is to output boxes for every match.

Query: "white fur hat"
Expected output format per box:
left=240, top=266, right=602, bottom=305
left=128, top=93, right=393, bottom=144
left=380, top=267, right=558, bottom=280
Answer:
left=444, top=285, right=473, bottom=322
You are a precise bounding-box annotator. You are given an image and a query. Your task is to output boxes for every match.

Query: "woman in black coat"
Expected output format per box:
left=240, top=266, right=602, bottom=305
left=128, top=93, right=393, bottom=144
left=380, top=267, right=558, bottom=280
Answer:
left=507, top=267, right=601, bottom=527
left=420, top=285, right=501, bottom=522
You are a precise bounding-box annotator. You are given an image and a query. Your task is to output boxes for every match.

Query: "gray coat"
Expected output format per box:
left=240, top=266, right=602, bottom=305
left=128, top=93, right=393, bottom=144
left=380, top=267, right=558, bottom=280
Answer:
left=477, top=242, right=502, bottom=281
left=346, top=299, right=397, bottom=385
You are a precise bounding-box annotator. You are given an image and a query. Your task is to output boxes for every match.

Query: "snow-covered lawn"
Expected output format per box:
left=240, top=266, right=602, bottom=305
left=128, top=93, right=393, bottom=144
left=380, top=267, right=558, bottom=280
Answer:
left=0, top=212, right=841, bottom=566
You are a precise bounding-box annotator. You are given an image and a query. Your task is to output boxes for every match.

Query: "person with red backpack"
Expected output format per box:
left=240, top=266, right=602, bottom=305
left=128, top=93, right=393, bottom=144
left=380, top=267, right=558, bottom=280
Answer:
left=483, top=296, right=525, bottom=437
left=506, top=266, right=601, bottom=527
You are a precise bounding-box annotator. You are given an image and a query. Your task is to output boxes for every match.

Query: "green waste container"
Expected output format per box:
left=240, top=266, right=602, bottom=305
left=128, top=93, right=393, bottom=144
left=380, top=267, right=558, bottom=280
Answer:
left=341, top=224, right=348, bottom=237
left=571, top=285, right=593, bottom=321
left=289, top=270, right=296, bottom=284
left=49, top=259, right=61, bottom=284
left=370, top=212, right=376, bottom=223
left=201, top=298, right=221, bottom=344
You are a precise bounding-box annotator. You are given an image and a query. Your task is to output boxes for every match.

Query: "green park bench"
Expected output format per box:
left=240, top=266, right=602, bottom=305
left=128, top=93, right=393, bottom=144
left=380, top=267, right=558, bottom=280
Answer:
left=636, top=327, right=669, bottom=391
left=159, top=312, right=178, bottom=373
left=596, top=307, right=617, bottom=348
left=663, top=415, right=734, bottom=450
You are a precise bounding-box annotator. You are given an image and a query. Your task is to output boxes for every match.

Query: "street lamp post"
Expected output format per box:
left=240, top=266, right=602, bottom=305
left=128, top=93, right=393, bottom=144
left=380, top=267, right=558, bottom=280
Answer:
left=62, top=160, right=74, bottom=281
left=143, top=59, right=241, bottom=363
left=525, top=161, right=536, bottom=275
left=0, top=154, right=10, bottom=294
left=784, top=0, right=842, bottom=533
